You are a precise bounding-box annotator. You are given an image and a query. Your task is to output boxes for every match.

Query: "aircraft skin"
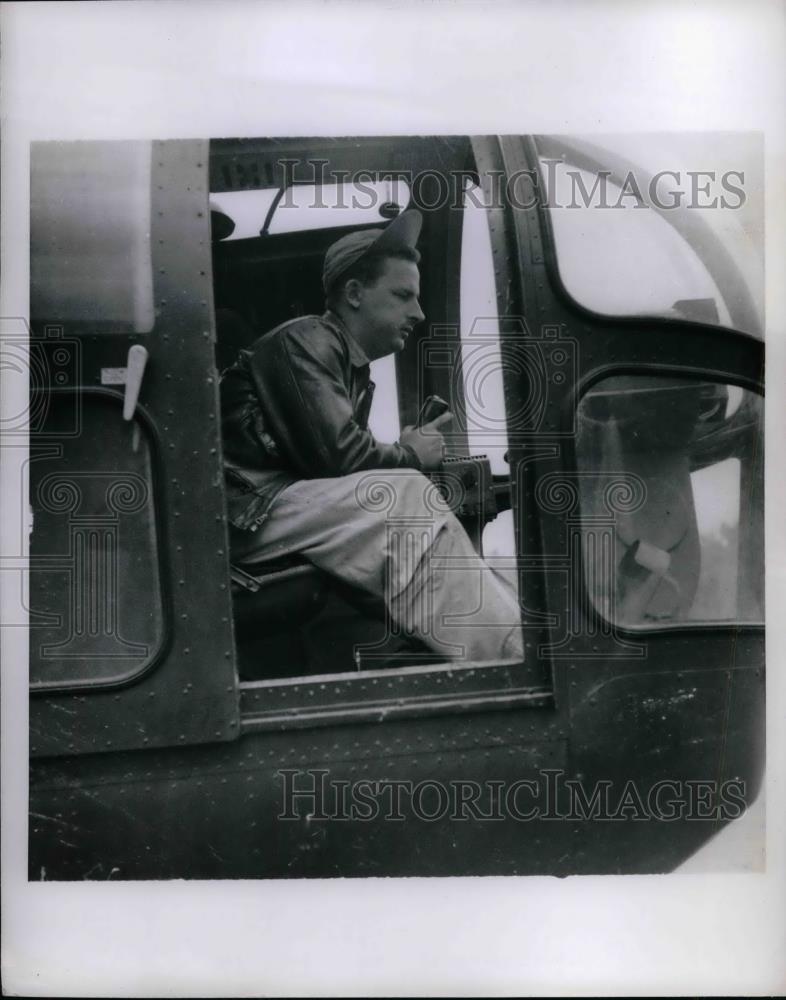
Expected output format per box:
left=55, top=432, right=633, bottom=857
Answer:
left=28, top=136, right=765, bottom=879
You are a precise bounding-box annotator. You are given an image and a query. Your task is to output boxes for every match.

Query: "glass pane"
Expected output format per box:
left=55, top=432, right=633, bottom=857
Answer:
left=367, top=354, right=401, bottom=444
left=209, top=179, right=411, bottom=240
left=534, top=135, right=764, bottom=338
left=461, top=184, right=519, bottom=602
left=460, top=183, right=510, bottom=475
left=29, top=394, right=165, bottom=687
left=576, top=376, right=763, bottom=628
left=542, top=161, right=731, bottom=324
left=688, top=458, right=741, bottom=620
left=30, top=141, right=155, bottom=333
left=482, top=510, right=518, bottom=597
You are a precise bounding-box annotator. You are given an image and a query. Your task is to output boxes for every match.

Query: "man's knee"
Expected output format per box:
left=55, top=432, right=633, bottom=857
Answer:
left=350, top=469, right=441, bottom=522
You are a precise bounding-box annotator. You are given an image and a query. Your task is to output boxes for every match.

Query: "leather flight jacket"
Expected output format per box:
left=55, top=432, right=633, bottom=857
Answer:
left=220, top=311, right=421, bottom=531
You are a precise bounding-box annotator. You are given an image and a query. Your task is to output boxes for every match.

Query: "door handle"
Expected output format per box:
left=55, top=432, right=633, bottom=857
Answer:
left=122, top=344, right=149, bottom=421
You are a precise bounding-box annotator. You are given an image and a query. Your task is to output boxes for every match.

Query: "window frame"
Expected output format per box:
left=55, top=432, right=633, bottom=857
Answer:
left=228, top=138, right=550, bottom=729
left=29, top=140, right=240, bottom=758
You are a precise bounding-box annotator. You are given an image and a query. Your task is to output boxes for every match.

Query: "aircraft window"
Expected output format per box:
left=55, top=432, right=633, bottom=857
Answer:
left=232, top=182, right=523, bottom=681
left=482, top=509, right=518, bottom=596
left=29, top=397, right=166, bottom=688
left=535, top=145, right=764, bottom=338
left=367, top=353, right=401, bottom=444
left=209, top=179, right=411, bottom=241
left=30, top=141, right=155, bottom=333
left=461, top=184, right=519, bottom=597
left=575, top=376, right=763, bottom=629
left=460, top=184, right=510, bottom=475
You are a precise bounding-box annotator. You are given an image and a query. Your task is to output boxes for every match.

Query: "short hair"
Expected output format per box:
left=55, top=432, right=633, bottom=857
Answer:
left=325, top=246, right=421, bottom=310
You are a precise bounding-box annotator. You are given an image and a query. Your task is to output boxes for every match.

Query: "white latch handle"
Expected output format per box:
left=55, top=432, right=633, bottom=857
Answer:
left=123, top=345, right=149, bottom=421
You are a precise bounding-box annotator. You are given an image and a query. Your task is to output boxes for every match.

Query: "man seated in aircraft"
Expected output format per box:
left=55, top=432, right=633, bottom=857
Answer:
left=220, top=209, right=523, bottom=663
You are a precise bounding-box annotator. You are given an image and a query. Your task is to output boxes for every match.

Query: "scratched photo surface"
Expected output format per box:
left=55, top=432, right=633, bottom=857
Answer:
left=25, top=133, right=765, bottom=880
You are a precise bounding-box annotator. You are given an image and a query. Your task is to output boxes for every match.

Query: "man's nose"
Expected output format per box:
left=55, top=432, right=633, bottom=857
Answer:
left=410, top=300, right=425, bottom=324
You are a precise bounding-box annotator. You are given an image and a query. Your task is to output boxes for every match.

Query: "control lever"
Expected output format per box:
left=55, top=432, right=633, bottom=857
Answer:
left=123, top=345, right=149, bottom=421
left=122, top=344, right=149, bottom=453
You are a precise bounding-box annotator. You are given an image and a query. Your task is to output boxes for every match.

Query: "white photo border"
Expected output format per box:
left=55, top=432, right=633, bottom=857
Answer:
left=2, top=0, right=785, bottom=995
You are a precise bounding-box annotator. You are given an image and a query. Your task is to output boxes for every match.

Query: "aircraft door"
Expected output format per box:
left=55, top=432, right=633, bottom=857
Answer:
left=28, top=140, right=238, bottom=756
left=470, top=134, right=764, bottom=868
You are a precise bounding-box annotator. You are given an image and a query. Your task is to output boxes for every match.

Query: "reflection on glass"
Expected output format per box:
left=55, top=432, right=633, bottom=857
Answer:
left=541, top=161, right=731, bottom=325
left=30, top=398, right=165, bottom=687
left=689, top=458, right=740, bottom=620
left=576, top=376, right=763, bottom=628
left=533, top=135, right=765, bottom=339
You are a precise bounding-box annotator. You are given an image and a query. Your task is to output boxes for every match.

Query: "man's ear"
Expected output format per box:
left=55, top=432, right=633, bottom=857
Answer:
left=345, top=278, right=364, bottom=309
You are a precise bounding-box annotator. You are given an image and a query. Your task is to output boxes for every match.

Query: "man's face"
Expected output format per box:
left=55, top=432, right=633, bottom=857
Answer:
left=352, top=257, right=425, bottom=360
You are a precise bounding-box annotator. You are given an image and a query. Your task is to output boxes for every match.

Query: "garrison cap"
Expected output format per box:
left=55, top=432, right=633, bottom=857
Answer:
left=322, top=209, right=423, bottom=293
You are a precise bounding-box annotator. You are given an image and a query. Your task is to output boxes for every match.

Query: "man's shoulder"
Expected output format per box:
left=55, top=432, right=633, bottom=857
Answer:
left=264, top=314, right=340, bottom=344
left=248, top=314, right=347, bottom=364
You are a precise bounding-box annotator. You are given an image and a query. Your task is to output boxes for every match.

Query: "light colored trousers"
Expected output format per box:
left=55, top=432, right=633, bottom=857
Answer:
left=232, top=469, right=523, bottom=663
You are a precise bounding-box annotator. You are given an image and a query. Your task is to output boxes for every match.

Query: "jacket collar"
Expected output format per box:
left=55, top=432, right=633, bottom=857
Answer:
left=322, top=310, right=370, bottom=369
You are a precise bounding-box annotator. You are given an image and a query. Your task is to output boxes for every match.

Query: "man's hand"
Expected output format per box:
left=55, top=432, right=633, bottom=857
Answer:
left=399, top=411, right=453, bottom=471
